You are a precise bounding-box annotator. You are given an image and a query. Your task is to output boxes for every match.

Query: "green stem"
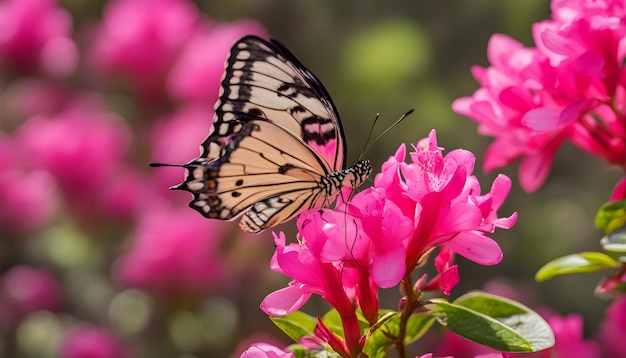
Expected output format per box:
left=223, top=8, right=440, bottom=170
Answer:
left=396, top=273, right=418, bottom=358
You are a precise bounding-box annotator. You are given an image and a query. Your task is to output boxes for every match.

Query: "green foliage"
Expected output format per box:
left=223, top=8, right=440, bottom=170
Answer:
left=340, top=20, right=430, bottom=92
left=270, top=311, right=317, bottom=343
left=428, top=292, right=554, bottom=352
left=596, top=199, right=626, bottom=234
left=271, top=292, right=554, bottom=356
left=535, top=252, right=619, bottom=281
left=362, top=311, right=435, bottom=358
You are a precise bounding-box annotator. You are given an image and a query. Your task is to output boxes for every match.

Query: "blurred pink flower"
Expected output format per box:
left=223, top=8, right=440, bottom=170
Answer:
left=2, top=266, right=62, bottom=315
left=0, top=135, right=57, bottom=232
left=16, top=104, right=131, bottom=197
left=97, top=167, right=151, bottom=221
left=596, top=265, right=626, bottom=297
left=453, top=0, right=626, bottom=192
left=609, top=177, right=626, bottom=201
left=115, top=205, right=229, bottom=298
left=0, top=167, right=57, bottom=232
left=3, top=78, right=75, bottom=119
left=599, top=295, right=626, bottom=357
left=0, top=0, right=77, bottom=76
left=239, top=343, right=295, bottom=358
left=150, top=105, right=215, bottom=192
left=88, top=0, right=205, bottom=101
left=59, top=325, right=128, bottom=358
left=167, top=19, right=266, bottom=103
left=433, top=330, right=500, bottom=358
left=543, top=314, right=600, bottom=358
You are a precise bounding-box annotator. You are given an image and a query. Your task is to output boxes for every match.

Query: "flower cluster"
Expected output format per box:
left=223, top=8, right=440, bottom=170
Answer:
left=0, top=0, right=268, bottom=356
left=260, top=130, right=517, bottom=356
left=453, top=0, right=626, bottom=192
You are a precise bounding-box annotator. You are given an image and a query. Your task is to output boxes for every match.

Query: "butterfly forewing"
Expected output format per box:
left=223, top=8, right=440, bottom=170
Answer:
left=206, top=36, right=346, bottom=171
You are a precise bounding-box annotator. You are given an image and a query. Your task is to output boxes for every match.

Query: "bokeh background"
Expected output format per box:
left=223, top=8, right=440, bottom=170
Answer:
left=0, top=0, right=622, bottom=357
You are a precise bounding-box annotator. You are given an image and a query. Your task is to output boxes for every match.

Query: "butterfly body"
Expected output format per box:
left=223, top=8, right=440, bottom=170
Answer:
left=168, top=35, right=371, bottom=233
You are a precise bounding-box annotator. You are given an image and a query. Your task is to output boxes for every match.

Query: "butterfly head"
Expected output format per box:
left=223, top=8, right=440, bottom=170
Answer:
left=353, top=160, right=372, bottom=187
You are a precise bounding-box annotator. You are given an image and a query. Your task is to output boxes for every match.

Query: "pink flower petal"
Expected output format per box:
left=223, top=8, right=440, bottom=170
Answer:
left=371, top=246, right=406, bottom=288
left=444, top=231, right=503, bottom=265
left=260, top=285, right=312, bottom=316
left=521, top=107, right=562, bottom=133
left=610, top=177, right=626, bottom=202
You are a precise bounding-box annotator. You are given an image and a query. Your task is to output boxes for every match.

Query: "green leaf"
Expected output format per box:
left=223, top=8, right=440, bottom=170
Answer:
left=601, top=226, right=626, bottom=252
left=321, top=309, right=344, bottom=339
left=362, top=312, right=400, bottom=358
left=287, top=344, right=308, bottom=358
left=362, top=310, right=435, bottom=358
left=404, top=313, right=436, bottom=345
left=535, top=252, right=618, bottom=281
left=596, top=199, right=626, bottom=234
left=270, top=311, right=317, bottom=343
left=427, top=292, right=554, bottom=352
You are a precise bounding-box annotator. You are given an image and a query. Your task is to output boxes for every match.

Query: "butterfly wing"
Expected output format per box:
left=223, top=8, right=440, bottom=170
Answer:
left=203, top=35, right=346, bottom=172
left=176, top=117, right=334, bottom=233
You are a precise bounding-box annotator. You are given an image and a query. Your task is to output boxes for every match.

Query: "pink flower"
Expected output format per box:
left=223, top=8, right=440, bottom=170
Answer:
left=453, top=0, right=626, bottom=192
left=263, top=131, right=515, bottom=356
left=433, top=329, right=501, bottom=357
left=596, top=264, right=626, bottom=297
left=0, top=135, right=57, bottom=232
left=96, top=167, right=150, bottom=221
left=3, top=79, right=75, bottom=119
left=240, top=343, right=294, bottom=358
left=0, top=0, right=77, bottom=76
left=348, top=186, right=412, bottom=289
left=115, top=205, right=229, bottom=298
left=261, top=231, right=365, bottom=357
left=16, top=103, right=131, bottom=197
left=59, top=326, right=128, bottom=358
left=452, top=34, right=566, bottom=193
left=167, top=19, right=266, bottom=103
left=599, top=295, right=626, bottom=357
left=150, top=105, right=216, bottom=192
left=544, top=314, right=600, bottom=358
left=2, top=265, right=62, bottom=315
left=376, top=131, right=516, bottom=280
left=87, top=0, right=204, bottom=101
left=288, top=132, right=515, bottom=296
left=609, top=177, right=626, bottom=201
left=417, top=248, right=460, bottom=295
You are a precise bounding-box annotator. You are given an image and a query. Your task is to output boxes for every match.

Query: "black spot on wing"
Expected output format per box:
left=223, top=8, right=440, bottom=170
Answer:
left=301, top=116, right=336, bottom=145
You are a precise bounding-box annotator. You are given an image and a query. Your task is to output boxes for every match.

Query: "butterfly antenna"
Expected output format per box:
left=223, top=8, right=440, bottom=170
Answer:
left=361, top=109, right=414, bottom=158
left=359, top=112, right=381, bottom=161
left=149, top=162, right=185, bottom=167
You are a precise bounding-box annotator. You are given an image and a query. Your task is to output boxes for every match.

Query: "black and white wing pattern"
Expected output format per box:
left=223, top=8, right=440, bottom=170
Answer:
left=169, top=35, right=371, bottom=233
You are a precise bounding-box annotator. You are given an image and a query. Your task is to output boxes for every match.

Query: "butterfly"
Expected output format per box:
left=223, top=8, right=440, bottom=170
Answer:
left=153, top=35, right=372, bottom=233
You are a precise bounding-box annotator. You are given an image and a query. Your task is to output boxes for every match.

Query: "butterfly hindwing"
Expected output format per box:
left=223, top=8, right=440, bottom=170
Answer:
left=204, top=36, right=346, bottom=171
